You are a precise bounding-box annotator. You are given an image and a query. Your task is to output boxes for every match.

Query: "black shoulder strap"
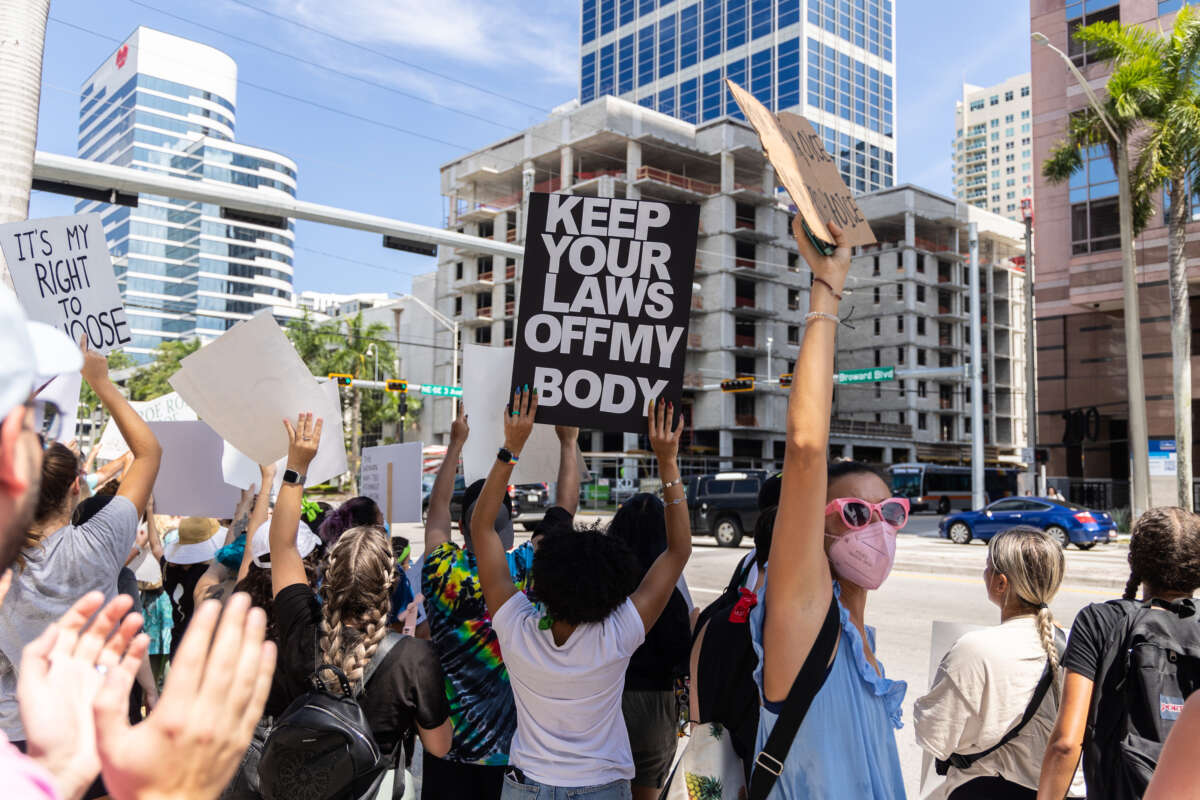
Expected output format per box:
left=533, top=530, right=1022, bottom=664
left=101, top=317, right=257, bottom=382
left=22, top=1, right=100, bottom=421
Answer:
left=748, top=593, right=840, bottom=800
left=363, top=631, right=404, bottom=689
left=936, top=628, right=1067, bottom=776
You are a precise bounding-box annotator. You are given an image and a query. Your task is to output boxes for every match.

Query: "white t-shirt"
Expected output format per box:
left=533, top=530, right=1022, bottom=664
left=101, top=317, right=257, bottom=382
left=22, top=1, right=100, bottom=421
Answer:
left=913, top=615, right=1085, bottom=798
left=492, top=592, right=646, bottom=787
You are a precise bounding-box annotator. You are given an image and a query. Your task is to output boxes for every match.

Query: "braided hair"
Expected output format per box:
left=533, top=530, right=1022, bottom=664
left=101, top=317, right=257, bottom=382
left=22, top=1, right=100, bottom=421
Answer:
left=987, top=526, right=1065, bottom=673
left=318, top=525, right=394, bottom=693
left=1123, top=507, right=1200, bottom=601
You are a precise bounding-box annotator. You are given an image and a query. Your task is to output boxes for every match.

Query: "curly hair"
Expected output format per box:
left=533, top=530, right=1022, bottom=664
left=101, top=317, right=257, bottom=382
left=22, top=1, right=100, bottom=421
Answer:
left=237, top=555, right=322, bottom=643
left=988, top=526, right=1065, bottom=674
left=531, top=525, right=641, bottom=626
left=317, top=496, right=382, bottom=549
left=606, top=493, right=666, bottom=576
left=318, top=525, right=394, bottom=692
left=1123, top=507, right=1200, bottom=600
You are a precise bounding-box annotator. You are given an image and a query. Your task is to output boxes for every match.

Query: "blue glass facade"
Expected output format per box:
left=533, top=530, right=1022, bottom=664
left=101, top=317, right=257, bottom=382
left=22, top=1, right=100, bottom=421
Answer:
left=580, top=0, right=896, bottom=193
left=76, top=32, right=297, bottom=361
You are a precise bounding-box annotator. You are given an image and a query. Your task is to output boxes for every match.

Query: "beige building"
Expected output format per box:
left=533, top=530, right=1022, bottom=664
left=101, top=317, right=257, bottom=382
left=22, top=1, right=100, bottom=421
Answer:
left=953, top=73, right=1034, bottom=222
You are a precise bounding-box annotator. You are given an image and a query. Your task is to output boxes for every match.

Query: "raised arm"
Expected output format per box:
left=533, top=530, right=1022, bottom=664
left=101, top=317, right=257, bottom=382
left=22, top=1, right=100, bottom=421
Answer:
left=79, top=341, right=161, bottom=516
left=629, top=399, right=690, bottom=631
left=1038, top=670, right=1092, bottom=800
left=424, top=408, right=469, bottom=551
left=270, top=413, right=322, bottom=598
left=473, top=389, right=537, bottom=617
left=144, top=500, right=163, bottom=560
left=236, top=464, right=275, bottom=583
left=553, top=426, right=580, bottom=515
left=760, top=220, right=849, bottom=703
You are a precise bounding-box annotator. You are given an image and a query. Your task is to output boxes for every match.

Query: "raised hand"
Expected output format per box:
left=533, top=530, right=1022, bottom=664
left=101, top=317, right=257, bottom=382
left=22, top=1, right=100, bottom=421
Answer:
left=92, top=594, right=276, bottom=800
left=503, top=386, right=538, bottom=453
left=792, top=218, right=851, bottom=299
left=449, top=406, right=470, bottom=447
left=19, top=592, right=149, bottom=800
left=78, top=336, right=110, bottom=389
left=647, top=397, right=685, bottom=464
left=283, top=412, right=323, bottom=473
left=554, top=425, right=579, bottom=445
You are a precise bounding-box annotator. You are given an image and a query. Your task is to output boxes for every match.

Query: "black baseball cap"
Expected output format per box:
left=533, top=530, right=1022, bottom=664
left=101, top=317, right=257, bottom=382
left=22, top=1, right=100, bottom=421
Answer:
left=758, top=472, right=783, bottom=510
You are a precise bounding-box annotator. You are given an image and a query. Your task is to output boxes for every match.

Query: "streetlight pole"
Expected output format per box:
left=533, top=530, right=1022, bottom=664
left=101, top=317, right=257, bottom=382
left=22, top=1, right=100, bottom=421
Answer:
left=1021, top=199, right=1040, bottom=494
left=968, top=222, right=985, bottom=509
left=1033, top=32, right=1150, bottom=517
left=399, top=292, right=461, bottom=416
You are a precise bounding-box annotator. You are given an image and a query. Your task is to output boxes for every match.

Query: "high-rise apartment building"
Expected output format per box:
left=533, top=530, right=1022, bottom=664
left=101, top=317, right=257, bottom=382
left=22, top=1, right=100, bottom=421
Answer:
left=579, top=0, right=896, bottom=194
left=76, top=27, right=298, bottom=361
left=952, top=74, right=1034, bottom=222
left=1031, top=0, right=1199, bottom=506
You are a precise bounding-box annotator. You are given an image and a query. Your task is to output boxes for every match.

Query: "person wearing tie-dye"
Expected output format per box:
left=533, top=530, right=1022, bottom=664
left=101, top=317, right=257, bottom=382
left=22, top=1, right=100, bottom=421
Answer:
left=421, top=408, right=581, bottom=800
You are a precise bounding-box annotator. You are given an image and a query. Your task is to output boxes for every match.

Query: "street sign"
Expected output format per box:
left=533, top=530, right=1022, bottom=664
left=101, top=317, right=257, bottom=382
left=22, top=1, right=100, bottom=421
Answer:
left=835, top=366, right=895, bottom=384
left=1020, top=447, right=1034, bottom=464
left=419, top=383, right=463, bottom=398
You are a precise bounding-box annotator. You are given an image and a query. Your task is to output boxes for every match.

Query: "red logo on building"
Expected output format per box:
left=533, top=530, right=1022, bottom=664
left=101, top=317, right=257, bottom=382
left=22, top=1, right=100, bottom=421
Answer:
left=115, top=45, right=128, bottom=68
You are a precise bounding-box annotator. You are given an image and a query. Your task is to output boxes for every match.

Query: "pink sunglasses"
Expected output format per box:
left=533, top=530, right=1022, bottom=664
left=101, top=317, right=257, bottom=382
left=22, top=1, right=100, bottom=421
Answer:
left=824, top=497, right=910, bottom=530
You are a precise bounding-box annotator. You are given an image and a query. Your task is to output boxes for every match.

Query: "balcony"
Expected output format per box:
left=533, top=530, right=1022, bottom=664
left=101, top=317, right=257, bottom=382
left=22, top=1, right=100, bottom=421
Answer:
left=829, top=418, right=914, bottom=440
left=505, top=301, right=515, bottom=316
left=936, top=304, right=967, bottom=320
left=456, top=202, right=502, bottom=224
left=462, top=306, right=494, bottom=326
left=732, top=298, right=773, bottom=318
left=633, top=166, right=718, bottom=201
left=505, top=263, right=516, bottom=280
left=451, top=273, right=496, bottom=293
left=728, top=182, right=776, bottom=206
left=734, top=415, right=760, bottom=428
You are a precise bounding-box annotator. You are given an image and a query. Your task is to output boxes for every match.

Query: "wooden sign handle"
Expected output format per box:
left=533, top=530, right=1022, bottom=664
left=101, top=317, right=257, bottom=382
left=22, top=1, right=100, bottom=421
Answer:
left=386, top=462, right=393, bottom=527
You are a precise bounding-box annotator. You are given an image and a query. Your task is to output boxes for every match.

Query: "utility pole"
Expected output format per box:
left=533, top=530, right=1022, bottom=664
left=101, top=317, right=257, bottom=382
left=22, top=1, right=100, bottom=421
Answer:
left=0, top=0, right=51, bottom=252
left=968, top=222, right=985, bottom=509
left=1022, top=199, right=1040, bottom=495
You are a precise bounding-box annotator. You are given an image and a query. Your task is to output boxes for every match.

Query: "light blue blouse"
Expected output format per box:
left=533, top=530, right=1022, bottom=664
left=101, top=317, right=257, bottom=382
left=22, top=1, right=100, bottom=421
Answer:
left=749, top=580, right=908, bottom=799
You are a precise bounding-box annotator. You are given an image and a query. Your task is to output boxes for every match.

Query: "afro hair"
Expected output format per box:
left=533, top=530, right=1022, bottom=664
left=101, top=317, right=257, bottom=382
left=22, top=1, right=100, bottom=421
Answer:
left=531, top=526, right=641, bottom=626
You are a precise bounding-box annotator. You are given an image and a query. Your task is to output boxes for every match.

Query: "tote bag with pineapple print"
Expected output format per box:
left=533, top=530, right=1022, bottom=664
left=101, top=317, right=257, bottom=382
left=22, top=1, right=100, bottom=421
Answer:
left=661, top=722, right=747, bottom=800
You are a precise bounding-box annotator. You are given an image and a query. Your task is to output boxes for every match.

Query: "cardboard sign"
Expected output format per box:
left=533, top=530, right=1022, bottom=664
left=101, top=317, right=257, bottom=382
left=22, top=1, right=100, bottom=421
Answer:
left=0, top=213, right=131, bottom=354
left=725, top=81, right=876, bottom=249
left=463, top=343, right=568, bottom=485
left=360, top=442, right=423, bottom=524
left=510, top=193, right=698, bottom=433
left=147, top=421, right=242, bottom=517
left=94, top=391, right=198, bottom=460
left=169, top=311, right=345, bottom=468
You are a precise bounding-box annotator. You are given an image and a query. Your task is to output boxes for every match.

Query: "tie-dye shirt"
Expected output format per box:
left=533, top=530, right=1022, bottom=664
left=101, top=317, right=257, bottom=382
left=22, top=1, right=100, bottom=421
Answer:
left=422, top=541, right=536, bottom=765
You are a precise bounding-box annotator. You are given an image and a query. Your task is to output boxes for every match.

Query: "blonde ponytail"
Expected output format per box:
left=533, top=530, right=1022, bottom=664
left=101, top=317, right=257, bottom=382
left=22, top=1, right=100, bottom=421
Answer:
left=987, top=526, right=1065, bottom=673
left=318, top=525, right=394, bottom=692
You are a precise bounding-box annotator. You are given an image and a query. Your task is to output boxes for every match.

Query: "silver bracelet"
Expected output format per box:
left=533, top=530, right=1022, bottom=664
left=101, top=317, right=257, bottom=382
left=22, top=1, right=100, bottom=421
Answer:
left=666, top=496, right=685, bottom=506
left=661, top=478, right=681, bottom=491
left=804, top=311, right=840, bottom=326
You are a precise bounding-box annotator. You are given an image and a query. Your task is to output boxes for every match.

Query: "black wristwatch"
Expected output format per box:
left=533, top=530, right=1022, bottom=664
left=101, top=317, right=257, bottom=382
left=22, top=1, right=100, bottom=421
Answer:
left=497, top=447, right=519, bottom=465
left=281, top=467, right=306, bottom=486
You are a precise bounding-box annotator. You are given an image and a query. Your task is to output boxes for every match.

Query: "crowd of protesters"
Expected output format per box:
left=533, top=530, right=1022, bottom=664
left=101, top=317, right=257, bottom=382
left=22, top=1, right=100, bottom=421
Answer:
left=3, top=216, right=1200, bottom=800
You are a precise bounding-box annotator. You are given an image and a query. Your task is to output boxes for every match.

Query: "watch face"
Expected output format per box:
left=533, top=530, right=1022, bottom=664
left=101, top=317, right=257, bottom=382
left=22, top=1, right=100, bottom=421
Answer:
left=283, top=469, right=302, bottom=484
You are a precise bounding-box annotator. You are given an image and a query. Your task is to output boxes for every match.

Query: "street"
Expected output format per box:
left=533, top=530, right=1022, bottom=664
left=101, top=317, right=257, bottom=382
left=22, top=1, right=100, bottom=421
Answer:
left=394, top=514, right=1129, bottom=798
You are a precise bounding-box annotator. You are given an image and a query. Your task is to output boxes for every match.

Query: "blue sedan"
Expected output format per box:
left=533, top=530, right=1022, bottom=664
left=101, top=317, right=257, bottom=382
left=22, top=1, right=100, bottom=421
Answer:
left=939, top=497, right=1117, bottom=549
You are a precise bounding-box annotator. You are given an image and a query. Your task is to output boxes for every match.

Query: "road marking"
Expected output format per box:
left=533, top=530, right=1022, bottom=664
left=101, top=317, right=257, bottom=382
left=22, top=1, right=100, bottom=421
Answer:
left=890, top=570, right=1112, bottom=597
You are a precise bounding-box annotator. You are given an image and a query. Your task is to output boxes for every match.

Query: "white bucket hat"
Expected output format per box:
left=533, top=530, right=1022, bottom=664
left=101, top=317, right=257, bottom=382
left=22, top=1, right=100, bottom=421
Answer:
left=250, top=519, right=321, bottom=568
left=0, top=286, right=82, bottom=421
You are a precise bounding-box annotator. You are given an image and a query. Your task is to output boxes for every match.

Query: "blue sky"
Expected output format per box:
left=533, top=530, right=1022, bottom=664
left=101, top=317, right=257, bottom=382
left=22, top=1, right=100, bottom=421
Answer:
left=31, top=0, right=1032, bottom=295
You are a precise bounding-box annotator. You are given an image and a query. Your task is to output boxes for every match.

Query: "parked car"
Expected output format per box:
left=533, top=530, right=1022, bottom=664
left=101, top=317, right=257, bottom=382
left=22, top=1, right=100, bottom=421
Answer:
left=939, top=496, right=1117, bottom=549
left=687, top=470, right=770, bottom=547
left=422, top=474, right=467, bottom=523
left=510, top=483, right=551, bottom=531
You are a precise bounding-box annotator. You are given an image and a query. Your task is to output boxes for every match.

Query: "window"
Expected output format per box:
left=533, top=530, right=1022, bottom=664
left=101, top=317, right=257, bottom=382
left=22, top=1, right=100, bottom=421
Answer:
left=702, top=0, right=722, bottom=59
left=874, top=318, right=881, bottom=335
left=917, top=255, right=925, bottom=273
left=897, top=315, right=904, bottom=333
left=581, top=51, right=596, bottom=103
left=475, top=326, right=492, bottom=344
left=1004, top=90, right=1014, bottom=102
left=989, top=95, right=999, bottom=106
left=916, top=284, right=926, bottom=303
left=807, top=0, right=893, bottom=61
left=453, top=296, right=463, bottom=315
left=1021, top=109, right=1030, bottom=119
left=454, top=261, right=464, bottom=280
left=1020, top=85, right=1030, bottom=97
left=969, top=99, right=985, bottom=111
left=598, top=42, right=615, bottom=95
left=917, top=316, right=926, bottom=336
left=898, top=411, right=906, bottom=425
left=806, top=38, right=894, bottom=139
left=618, top=34, right=635, bottom=93
left=897, top=346, right=905, bottom=364
left=991, top=119, right=999, bottom=128
left=726, top=0, right=747, bottom=48
left=619, top=0, right=634, bottom=26
left=750, top=46, right=773, bottom=107
left=702, top=68, right=722, bottom=121
left=918, top=381, right=927, bottom=398
left=874, top=349, right=881, bottom=366
left=583, top=0, right=597, bottom=43
left=875, top=384, right=882, bottom=399
left=750, top=0, right=772, bottom=39
left=873, top=286, right=880, bottom=304
left=679, top=77, right=698, bottom=123
left=600, top=0, right=615, bottom=35
left=679, top=4, right=699, bottom=69
left=896, top=284, right=904, bottom=301
left=787, top=324, right=800, bottom=345
left=1005, top=114, right=1014, bottom=124
left=1067, top=1, right=1120, bottom=66
left=788, top=288, right=800, bottom=310
left=917, top=349, right=927, bottom=366
left=873, top=255, right=881, bottom=275
left=658, top=15, right=676, bottom=79
left=918, top=412, right=927, bottom=430
left=1070, top=143, right=1120, bottom=253
left=778, top=37, right=801, bottom=108
left=637, top=25, right=655, bottom=87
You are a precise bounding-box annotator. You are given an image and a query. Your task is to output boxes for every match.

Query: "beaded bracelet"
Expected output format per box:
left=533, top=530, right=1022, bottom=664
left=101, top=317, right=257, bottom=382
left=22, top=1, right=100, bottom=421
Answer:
left=804, top=311, right=840, bottom=326
left=661, top=478, right=681, bottom=491
left=666, top=496, right=685, bottom=506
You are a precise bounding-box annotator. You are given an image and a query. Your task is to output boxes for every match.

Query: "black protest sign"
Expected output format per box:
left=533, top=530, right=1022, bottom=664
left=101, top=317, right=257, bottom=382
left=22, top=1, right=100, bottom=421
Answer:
left=511, top=193, right=698, bottom=433
left=1, top=213, right=131, bottom=354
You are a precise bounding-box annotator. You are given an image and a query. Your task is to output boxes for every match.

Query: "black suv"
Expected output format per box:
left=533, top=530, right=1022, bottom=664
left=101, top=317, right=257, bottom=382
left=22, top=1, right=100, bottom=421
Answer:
left=687, top=470, right=769, bottom=547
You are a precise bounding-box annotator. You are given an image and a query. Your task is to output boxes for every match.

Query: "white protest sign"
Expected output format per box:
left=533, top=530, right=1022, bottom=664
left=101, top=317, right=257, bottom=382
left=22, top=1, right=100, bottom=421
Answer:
left=95, top=392, right=197, bottom=460
left=0, top=213, right=131, bottom=354
left=169, top=311, right=339, bottom=466
left=463, top=344, right=563, bottom=484
left=36, top=372, right=81, bottom=445
left=919, top=621, right=985, bottom=796
left=219, top=380, right=348, bottom=490
left=147, top=421, right=242, bottom=517
left=360, top=442, right=423, bottom=524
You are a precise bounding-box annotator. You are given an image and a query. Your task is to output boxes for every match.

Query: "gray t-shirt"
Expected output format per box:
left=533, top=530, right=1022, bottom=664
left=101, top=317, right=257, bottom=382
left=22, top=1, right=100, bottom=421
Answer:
left=0, top=495, right=139, bottom=739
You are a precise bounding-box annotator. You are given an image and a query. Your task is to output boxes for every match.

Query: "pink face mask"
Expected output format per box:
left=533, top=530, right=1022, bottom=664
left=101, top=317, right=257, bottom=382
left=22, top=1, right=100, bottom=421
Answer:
left=825, top=521, right=898, bottom=590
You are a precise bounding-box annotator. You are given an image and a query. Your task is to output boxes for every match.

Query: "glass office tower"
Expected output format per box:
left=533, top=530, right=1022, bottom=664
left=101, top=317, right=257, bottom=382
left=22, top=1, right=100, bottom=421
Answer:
left=76, top=27, right=298, bottom=361
left=579, top=0, right=896, bottom=193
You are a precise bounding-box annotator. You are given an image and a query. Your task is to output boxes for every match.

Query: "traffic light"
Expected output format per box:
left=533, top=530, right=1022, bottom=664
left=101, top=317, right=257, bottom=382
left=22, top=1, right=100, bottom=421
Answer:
left=721, top=377, right=755, bottom=393
left=328, top=373, right=353, bottom=387
left=1035, top=448, right=1049, bottom=465
left=778, top=373, right=793, bottom=388
left=385, top=379, right=408, bottom=394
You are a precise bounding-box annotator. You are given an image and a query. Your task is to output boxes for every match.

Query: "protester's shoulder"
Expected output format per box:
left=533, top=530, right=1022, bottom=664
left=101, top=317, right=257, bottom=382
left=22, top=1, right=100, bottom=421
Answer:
left=423, top=541, right=465, bottom=572
left=1072, top=599, right=1134, bottom=640
left=83, top=495, right=139, bottom=532
left=941, top=625, right=1021, bottom=675
left=542, top=505, right=573, bottom=529
left=273, top=582, right=319, bottom=625
left=493, top=590, right=535, bottom=631
left=391, top=635, right=443, bottom=673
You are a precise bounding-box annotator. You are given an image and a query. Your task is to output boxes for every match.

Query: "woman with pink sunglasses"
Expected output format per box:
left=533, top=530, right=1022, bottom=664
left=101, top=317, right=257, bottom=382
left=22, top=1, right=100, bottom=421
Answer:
left=746, top=218, right=909, bottom=799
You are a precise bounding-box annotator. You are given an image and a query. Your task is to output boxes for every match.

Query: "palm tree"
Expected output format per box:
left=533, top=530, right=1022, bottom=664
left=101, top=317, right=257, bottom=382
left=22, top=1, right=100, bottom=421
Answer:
left=1041, top=17, right=1172, bottom=510
left=0, top=0, right=50, bottom=230
left=1129, top=7, right=1200, bottom=510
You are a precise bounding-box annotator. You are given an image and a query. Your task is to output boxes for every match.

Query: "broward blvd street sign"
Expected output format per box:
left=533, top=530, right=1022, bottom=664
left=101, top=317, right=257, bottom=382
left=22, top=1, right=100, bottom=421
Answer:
left=835, top=367, right=895, bottom=384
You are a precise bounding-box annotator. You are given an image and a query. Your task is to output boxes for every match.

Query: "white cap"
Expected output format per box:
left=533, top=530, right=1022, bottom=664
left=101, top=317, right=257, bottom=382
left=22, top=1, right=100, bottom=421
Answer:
left=0, top=286, right=82, bottom=420
left=251, top=519, right=321, bottom=568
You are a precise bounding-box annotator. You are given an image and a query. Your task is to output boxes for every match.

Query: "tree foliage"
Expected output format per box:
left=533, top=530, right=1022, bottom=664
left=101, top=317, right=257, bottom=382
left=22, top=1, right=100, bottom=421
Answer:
left=126, top=339, right=201, bottom=401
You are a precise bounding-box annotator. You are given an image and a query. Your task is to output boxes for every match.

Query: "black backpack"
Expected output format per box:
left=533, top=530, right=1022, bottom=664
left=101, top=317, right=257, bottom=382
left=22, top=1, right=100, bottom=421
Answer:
left=258, top=632, right=403, bottom=800
left=1086, top=598, right=1200, bottom=799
